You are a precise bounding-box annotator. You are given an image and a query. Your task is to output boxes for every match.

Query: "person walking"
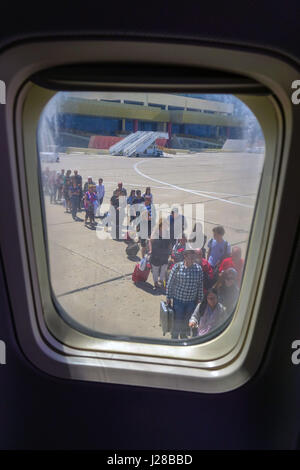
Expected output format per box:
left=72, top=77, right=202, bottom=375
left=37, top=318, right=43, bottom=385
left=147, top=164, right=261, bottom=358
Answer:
left=148, top=218, right=171, bottom=290
left=166, top=247, right=203, bottom=339
left=96, top=178, right=105, bottom=217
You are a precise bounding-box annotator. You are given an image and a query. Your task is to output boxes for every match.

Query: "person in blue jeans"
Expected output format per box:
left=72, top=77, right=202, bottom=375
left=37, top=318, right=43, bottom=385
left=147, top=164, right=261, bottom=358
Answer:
left=166, top=248, right=203, bottom=339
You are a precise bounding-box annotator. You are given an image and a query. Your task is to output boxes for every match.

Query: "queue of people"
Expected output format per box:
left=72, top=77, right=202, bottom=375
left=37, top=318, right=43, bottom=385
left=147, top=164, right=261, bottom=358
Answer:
left=42, top=166, right=245, bottom=340
left=166, top=226, right=244, bottom=339
left=42, top=168, right=106, bottom=224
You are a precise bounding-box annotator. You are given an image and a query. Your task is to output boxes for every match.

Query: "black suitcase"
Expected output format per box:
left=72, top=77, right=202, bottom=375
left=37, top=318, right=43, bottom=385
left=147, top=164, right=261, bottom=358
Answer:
left=160, top=301, right=174, bottom=336
left=126, top=242, right=139, bottom=258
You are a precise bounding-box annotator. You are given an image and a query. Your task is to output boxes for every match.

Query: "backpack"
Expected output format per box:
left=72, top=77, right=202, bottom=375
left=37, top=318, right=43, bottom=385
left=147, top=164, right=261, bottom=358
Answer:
left=208, top=240, right=229, bottom=285
left=201, top=261, right=214, bottom=290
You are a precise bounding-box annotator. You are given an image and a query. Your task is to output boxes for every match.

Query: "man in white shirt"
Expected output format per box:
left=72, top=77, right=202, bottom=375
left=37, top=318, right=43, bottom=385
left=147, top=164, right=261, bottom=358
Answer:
left=96, top=178, right=105, bottom=216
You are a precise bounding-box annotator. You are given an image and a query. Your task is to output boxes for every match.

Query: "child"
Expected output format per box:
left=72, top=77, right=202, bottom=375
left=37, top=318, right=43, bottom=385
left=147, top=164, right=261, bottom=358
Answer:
left=207, top=226, right=231, bottom=268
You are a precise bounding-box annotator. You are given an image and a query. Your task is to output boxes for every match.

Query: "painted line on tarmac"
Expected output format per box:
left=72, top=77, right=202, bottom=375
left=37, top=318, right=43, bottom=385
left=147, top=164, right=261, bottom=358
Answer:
left=104, top=181, right=181, bottom=191
left=57, top=273, right=133, bottom=298
left=190, top=190, right=256, bottom=199
left=51, top=240, right=132, bottom=278
left=104, top=180, right=256, bottom=200
left=133, top=160, right=254, bottom=208
left=231, top=240, right=248, bottom=246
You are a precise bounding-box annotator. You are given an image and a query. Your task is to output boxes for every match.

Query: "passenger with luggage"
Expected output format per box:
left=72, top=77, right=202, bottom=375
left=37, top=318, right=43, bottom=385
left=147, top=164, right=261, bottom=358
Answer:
left=188, top=288, right=228, bottom=337
left=166, top=247, right=203, bottom=339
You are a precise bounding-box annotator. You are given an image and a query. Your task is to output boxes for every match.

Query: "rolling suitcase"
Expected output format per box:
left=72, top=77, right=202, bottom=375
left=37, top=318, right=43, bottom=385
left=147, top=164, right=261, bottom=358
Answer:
left=160, top=301, right=174, bottom=336
left=132, top=263, right=151, bottom=283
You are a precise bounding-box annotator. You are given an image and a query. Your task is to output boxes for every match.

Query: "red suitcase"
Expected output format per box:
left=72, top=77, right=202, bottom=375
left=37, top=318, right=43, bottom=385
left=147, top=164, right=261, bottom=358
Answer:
left=132, top=263, right=151, bottom=283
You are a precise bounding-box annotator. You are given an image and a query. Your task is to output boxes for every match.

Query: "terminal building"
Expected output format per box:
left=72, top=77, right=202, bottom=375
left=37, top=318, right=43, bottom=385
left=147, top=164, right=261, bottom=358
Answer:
left=52, top=92, right=246, bottom=151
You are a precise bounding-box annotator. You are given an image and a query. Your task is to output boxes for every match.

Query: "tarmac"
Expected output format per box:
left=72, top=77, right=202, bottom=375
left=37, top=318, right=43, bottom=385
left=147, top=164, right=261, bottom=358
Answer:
left=43, top=150, right=264, bottom=339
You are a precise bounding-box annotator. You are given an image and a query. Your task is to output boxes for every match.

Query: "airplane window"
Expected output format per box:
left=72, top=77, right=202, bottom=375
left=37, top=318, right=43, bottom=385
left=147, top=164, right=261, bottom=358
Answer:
left=37, top=92, right=265, bottom=342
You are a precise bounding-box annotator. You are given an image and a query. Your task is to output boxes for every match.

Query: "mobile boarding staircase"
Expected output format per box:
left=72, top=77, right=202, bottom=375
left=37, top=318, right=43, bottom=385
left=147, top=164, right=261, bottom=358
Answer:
left=109, top=131, right=168, bottom=157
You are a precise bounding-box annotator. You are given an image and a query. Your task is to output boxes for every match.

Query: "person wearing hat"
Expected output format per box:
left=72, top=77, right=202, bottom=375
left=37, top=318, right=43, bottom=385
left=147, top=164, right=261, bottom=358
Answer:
left=166, top=244, right=203, bottom=339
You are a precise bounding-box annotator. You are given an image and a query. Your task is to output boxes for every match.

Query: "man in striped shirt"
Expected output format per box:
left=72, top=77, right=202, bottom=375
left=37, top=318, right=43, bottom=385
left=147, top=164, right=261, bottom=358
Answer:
left=166, top=248, right=203, bottom=339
